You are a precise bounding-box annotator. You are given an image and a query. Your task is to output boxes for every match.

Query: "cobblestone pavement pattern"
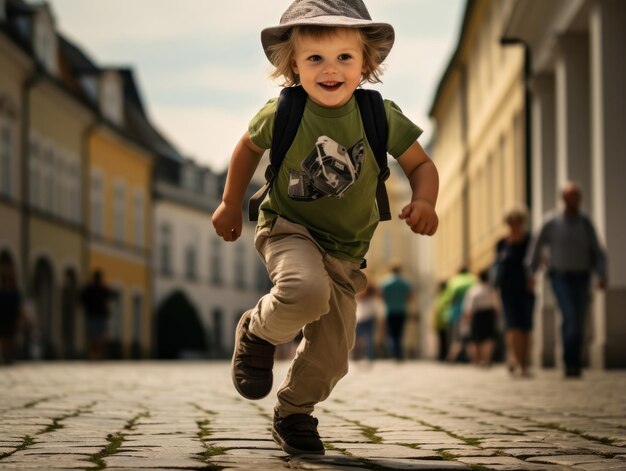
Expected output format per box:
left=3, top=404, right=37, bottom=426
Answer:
left=1, top=361, right=625, bottom=470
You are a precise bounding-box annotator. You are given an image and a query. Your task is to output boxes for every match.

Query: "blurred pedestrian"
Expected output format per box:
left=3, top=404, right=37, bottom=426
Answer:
left=0, top=261, right=23, bottom=365
left=462, top=269, right=499, bottom=367
left=527, top=181, right=607, bottom=378
left=444, top=267, right=476, bottom=363
left=430, top=280, right=450, bottom=361
left=380, top=263, right=413, bottom=360
left=495, top=206, right=535, bottom=377
left=354, top=282, right=382, bottom=362
left=80, top=270, right=114, bottom=360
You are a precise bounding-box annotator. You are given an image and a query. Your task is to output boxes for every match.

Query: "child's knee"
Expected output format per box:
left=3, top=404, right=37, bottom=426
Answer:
left=276, top=273, right=330, bottom=318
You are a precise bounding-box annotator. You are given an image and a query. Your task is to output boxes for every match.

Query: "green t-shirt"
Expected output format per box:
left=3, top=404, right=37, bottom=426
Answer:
left=248, top=93, right=422, bottom=262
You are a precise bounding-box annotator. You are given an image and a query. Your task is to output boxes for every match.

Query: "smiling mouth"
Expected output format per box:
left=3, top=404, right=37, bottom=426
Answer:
left=319, top=81, right=343, bottom=91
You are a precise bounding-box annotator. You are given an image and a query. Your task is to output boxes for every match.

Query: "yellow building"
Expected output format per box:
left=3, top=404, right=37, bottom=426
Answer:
left=429, top=0, right=527, bottom=280
left=61, top=39, right=172, bottom=358
left=88, top=120, right=153, bottom=358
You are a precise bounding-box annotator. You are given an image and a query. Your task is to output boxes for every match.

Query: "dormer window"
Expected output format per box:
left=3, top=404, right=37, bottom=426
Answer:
left=100, top=71, right=124, bottom=126
left=182, top=163, right=197, bottom=192
left=34, top=5, right=58, bottom=76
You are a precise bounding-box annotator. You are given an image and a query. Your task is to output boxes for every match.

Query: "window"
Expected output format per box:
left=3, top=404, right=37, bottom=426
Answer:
left=54, top=152, right=65, bottom=217
left=113, top=181, right=125, bottom=242
left=159, top=223, right=172, bottom=276
left=212, top=309, right=223, bottom=358
left=90, top=171, right=104, bottom=236
left=133, top=190, right=145, bottom=248
left=513, top=113, right=524, bottom=202
left=34, top=11, right=57, bottom=76
left=499, top=135, right=507, bottom=213
left=109, top=288, right=122, bottom=342
left=100, top=73, right=123, bottom=125
left=132, top=293, right=143, bottom=345
left=69, top=161, right=80, bottom=223
left=488, top=153, right=497, bottom=230
left=185, top=243, right=198, bottom=281
left=0, top=120, right=12, bottom=197
left=29, top=137, right=39, bottom=207
left=210, top=238, right=223, bottom=285
left=182, top=165, right=197, bottom=192
left=44, top=146, right=54, bottom=213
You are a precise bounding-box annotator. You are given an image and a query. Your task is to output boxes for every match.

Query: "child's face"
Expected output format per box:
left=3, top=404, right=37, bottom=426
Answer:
left=291, top=28, right=365, bottom=108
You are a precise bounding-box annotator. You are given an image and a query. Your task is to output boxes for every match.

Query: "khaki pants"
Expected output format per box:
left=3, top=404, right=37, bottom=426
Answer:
left=248, top=217, right=367, bottom=417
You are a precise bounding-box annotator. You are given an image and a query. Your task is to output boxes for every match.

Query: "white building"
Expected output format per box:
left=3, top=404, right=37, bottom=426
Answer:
left=153, top=161, right=269, bottom=359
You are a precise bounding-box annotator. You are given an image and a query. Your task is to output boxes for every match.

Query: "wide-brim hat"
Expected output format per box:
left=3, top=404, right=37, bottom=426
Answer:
left=261, top=0, right=395, bottom=66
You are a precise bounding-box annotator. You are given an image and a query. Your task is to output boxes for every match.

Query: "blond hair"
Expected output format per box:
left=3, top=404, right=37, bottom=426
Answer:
left=503, top=204, right=528, bottom=225
left=268, top=25, right=392, bottom=87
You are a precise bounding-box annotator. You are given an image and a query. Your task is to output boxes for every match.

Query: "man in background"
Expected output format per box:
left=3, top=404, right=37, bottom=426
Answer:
left=527, top=181, right=607, bottom=378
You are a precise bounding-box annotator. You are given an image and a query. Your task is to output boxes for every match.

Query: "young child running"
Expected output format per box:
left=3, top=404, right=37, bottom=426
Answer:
left=212, top=0, right=439, bottom=455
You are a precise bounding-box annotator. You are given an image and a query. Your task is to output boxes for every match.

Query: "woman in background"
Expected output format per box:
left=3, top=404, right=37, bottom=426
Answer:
left=495, top=206, right=535, bottom=377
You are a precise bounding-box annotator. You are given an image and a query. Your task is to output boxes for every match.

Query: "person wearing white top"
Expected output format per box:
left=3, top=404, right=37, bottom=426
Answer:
left=354, top=283, right=382, bottom=361
left=462, top=269, right=500, bottom=367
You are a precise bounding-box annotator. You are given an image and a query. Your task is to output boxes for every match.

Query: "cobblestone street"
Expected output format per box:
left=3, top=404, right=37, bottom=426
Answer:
left=0, top=361, right=625, bottom=470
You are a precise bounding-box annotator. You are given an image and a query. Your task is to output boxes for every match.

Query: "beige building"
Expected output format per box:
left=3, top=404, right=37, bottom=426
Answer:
left=429, top=0, right=527, bottom=281
left=502, top=0, right=626, bottom=368
left=154, top=161, right=270, bottom=359
left=422, top=0, right=528, bottom=358
left=0, top=3, right=32, bottom=295
left=422, top=0, right=626, bottom=368
left=3, top=2, right=95, bottom=358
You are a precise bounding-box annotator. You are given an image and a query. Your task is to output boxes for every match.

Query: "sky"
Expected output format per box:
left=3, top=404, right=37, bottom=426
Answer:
left=45, top=0, right=465, bottom=172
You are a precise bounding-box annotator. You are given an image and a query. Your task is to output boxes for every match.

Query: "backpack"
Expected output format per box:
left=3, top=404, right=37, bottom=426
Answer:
left=248, top=85, right=391, bottom=222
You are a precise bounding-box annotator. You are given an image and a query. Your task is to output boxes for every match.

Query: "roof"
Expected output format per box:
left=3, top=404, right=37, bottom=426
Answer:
left=2, top=0, right=185, bottom=164
left=427, top=0, right=474, bottom=118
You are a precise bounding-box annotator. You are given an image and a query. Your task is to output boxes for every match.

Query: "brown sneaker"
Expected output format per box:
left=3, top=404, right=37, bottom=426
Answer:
left=272, top=411, right=325, bottom=455
left=231, top=311, right=275, bottom=400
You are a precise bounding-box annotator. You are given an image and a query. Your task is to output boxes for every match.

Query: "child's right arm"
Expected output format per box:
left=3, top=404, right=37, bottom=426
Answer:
left=211, top=132, right=265, bottom=242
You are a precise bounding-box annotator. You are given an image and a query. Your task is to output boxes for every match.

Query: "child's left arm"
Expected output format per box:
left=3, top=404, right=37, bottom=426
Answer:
left=396, top=141, right=439, bottom=236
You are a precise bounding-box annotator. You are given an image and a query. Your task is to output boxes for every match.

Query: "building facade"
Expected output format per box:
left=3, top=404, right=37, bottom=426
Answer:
left=11, top=2, right=94, bottom=358
left=423, top=0, right=527, bottom=357
left=429, top=0, right=527, bottom=281
left=502, top=0, right=626, bottom=368
left=87, top=125, right=153, bottom=358
left=153, top=161, right=269, bottom=359
left=2, top=0, right=273, bottom=360
left=0, top=1, right=31, bottom=310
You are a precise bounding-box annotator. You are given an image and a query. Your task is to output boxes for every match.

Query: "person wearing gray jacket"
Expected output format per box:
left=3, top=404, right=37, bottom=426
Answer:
left=526, top=181, right=607, bottom=378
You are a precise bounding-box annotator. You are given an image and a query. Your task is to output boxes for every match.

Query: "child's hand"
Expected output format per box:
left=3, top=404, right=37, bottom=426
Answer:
left=399, top=199, right=438, bottom=236
left=212, top=202, right=243, bottom=242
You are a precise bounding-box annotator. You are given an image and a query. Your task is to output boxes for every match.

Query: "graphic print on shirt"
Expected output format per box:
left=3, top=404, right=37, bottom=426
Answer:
left=288, top=135, right=365, bottom=201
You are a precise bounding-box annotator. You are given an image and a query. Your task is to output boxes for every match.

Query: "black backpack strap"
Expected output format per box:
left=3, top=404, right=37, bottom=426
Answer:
left=249, top=86, right=307, bottom=221
left=354, top=88, right=391, bottom=221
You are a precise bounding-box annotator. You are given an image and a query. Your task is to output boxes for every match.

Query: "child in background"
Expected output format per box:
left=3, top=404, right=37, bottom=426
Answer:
left=354, top=281, right=382, bottom=361
left=462, top=269, right=500, bottom=367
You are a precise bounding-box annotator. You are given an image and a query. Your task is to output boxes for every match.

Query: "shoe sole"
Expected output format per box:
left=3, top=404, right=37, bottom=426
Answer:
left=272, top=427, right=325, bottom=455
left=231, top=311, right=271, bottom=400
